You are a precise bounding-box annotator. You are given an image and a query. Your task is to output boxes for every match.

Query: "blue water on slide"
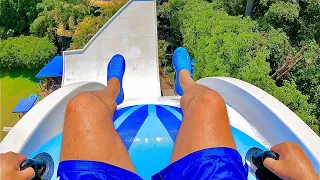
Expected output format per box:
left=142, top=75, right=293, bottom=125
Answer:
left=30, top=105, right=266, bottom=180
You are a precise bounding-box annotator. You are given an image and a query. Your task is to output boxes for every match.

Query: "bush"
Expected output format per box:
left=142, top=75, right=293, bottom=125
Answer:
left=0, top=36, right=56, bottom=69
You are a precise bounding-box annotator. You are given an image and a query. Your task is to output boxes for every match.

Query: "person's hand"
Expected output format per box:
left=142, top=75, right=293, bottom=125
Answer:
left=0, top=152, right=35, bottom=180
left=263, top=142, right=319, bottom=180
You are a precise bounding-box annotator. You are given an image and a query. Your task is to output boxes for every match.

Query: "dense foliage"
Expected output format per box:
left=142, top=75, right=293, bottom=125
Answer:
left=29, top=0, right=126, bottom=49
left=0, top=0, right=41, bottom=35
left=0, top=0, right=318, bottom=134
left=0, top=0, right=127, bottom=69
left=289, top=41, right=320, bottom=122
left=30, top=0, right=90, bottom=38
left=157, top=0, right=319, bottom=134
left=70, top=2, right=126, bottom=49
left=221, top=0, right=320, bottom=45
left=158, top=40, right=175, bottom=82
left=0, top=36, right=56, bottom=69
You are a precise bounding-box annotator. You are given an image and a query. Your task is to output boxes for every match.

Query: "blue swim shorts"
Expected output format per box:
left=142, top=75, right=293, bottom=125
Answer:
left=57, top=147, right=248, bottom=180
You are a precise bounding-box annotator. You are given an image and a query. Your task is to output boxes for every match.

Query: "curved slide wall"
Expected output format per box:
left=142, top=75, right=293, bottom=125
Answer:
left=1, top=78, right=319, bottom=174
left=197, top=77, right=320, bottom=172
left=63, top=0, right=161, bottom=99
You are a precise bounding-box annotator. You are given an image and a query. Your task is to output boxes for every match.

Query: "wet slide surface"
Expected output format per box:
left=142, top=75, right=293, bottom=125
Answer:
left=63, top=0, right=161, bottom=99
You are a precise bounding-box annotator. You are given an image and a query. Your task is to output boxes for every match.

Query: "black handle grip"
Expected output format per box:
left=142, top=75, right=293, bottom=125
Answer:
left=20, top=152, right=54, bottom=180
left=20, top=159, right=46, bottom=176
left=253, top=150, right=279, bottom=163
left=252, top=150, right=282, bottom=180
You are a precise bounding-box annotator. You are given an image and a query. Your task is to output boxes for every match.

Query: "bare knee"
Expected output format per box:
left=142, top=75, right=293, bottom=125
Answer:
left=181, top=87, right=226, bottom=111
left=198, top=90, right=225, bottom=107
left=66, top=92, right=116, bottom=115
left=66, top=93, right=97, bottom=114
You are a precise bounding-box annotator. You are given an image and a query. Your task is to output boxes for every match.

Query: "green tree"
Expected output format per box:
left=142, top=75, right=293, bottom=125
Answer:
left=255, top=0, right=319, bottom=46
left=289, top=40, right=320, bottom=121
left=223, top=0, right=247, bottom=16
left=157, top=2, right=173, bottom=41
left=158, top=40, right=175, bottom=84
left=167, top=0, right=319, bottom=134
left=240, top=56, right=318, bottom=134
left=55, top=3, right=90, bottom=31
left=69, top=16, right=103, bottom=49
left=30, top=10, right=56, bottom=37
left=0, top=0, right=41, bottom=35
left=62, top=0, right=89, bottom=5
left=30, top=0, right=90, bottom=37
left=263, top=1, right=300, bottom=43
left=297, top=1, right=320, bottom=44
left=263, top=28, right=291, bottom=74
left=69, top=1, right=126, bottom=49
left=0, top=36, right=56, bottom=69
left=265, top=2, right=300, bottom=24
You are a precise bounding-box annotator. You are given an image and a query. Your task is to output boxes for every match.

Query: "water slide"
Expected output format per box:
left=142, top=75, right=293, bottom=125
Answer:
left=1, top=0, right=319, bottom=179
left=63, top=0, right=161, bottom=99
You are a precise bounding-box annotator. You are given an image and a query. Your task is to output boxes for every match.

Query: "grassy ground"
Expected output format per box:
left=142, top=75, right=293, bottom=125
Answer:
left=0, top=68, right=39, bottom=141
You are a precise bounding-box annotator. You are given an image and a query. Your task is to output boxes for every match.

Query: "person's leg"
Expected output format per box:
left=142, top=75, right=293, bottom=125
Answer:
left=60, top=56, right=136, bottom=173
left=154, top=48, right=246, bottom=179
left=170, top=64, right=236, bottom=163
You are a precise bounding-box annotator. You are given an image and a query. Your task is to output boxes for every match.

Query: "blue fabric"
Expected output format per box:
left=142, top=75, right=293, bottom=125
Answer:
left=12, top=97, right=37, bottom=113
left=107, top=54, right=126, bottom=105
left=173, top=47, right=192, bottom=96
left=58, top=160, right=142, bottom=180
left=57, top=147, right=247, bottom=180
left=36, top=56, right=63, bottom=78
left=153, top=147, right=248, bottom=180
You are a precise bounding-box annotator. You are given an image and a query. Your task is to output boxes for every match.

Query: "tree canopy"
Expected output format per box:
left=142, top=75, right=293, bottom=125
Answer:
left=0, top=0, right=318, bottom=135
left=0, top=0, right=127, bottom=70
left=157, top=0, right=320, bottom=134
left=0, top=36, right=56, bottom=69
left=0, top=0, right=41, bottom=35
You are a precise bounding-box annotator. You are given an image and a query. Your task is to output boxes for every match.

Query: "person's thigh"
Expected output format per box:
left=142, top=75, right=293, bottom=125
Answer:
left=60, top=92, right=136, bottom=173
left=171, top=83, right=236, bottom=163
